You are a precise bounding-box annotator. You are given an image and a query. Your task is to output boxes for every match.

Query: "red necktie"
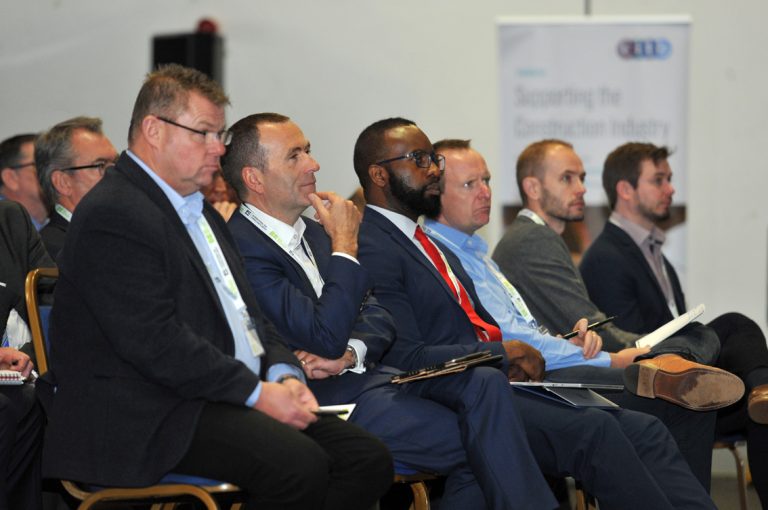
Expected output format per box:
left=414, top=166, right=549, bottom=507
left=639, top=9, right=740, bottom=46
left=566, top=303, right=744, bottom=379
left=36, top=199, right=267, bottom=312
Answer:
left=414, top=227, right=502, bottom=342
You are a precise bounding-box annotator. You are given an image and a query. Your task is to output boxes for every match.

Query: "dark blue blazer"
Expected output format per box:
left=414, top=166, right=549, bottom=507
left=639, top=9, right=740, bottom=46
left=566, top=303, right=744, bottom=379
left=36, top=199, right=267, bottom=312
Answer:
left=579, top=221, right=686, bottom=334
left=228, top=212, right=397, bottom=404
left=357, top=207, right=509, bottom=372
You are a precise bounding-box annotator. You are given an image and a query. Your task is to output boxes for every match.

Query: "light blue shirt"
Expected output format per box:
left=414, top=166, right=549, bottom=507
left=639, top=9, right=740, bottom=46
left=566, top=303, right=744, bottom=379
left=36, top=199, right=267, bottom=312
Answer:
left=128, top=151, right=302, bottom=406
left=423, top=219, right=611, bottom=371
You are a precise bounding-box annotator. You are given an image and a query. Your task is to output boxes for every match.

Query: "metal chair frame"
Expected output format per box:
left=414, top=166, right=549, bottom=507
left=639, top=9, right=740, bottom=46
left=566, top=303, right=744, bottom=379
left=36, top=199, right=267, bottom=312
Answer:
left=25, top=267, right=244, bottom=510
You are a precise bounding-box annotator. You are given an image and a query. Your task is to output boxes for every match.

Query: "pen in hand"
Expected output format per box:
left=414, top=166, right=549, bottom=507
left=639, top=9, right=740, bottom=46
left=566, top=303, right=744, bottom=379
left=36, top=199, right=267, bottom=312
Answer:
left=562, top=316, right=617, bottom=339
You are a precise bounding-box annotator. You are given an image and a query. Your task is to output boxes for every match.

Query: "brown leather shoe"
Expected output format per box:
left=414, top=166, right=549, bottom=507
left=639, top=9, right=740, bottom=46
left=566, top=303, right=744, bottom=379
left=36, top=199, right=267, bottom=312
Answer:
left=624, top=354, right=744, bottom=411
left=748, top=385, right=768, bottom=424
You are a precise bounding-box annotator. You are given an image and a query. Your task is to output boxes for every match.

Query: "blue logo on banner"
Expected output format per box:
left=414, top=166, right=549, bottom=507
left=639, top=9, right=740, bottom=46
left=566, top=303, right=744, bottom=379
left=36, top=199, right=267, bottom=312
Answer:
left=617, top=38, right=672, bottom=59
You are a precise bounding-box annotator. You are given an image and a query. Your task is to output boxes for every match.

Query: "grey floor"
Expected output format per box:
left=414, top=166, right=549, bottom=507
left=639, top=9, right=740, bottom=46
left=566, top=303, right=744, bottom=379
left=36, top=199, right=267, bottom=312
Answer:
left=711, top=476, right=762, bottom=510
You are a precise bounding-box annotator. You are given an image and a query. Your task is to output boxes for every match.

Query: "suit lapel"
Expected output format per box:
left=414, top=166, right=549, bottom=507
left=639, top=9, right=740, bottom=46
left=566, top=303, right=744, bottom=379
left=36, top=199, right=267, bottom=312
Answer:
left=115, top=152, right=227, bottom=322
left=364, top=209, right=457, bottom=300
left=605, top=223, right=670, bottom=307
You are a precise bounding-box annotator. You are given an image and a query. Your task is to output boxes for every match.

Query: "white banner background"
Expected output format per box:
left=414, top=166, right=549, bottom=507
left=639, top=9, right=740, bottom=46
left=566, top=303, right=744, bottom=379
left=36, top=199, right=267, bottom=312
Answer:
left=497, top=17, right=690, bottom=282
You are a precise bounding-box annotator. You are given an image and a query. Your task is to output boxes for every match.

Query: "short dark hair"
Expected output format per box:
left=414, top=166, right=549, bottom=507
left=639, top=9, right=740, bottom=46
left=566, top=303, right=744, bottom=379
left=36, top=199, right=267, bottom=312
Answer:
left=35, top=116, right=104, bottom=212
left=353, top=117, right=416, bottom=192
left=0, top=133, right=37, bottom=189
left=516, top=139, right=572, bottom=205
left=433, top=139, right=472, bottom=153
left=602, top=142, right=671, bottom=209
left=128, top=64, right=229, bottom=144
left=220, top=113, right=291, bottom=201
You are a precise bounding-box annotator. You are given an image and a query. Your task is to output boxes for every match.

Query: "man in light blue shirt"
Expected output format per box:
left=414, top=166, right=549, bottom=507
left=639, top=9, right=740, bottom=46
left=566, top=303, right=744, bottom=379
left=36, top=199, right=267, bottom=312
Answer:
left=424, top=139, right=643, bottom=371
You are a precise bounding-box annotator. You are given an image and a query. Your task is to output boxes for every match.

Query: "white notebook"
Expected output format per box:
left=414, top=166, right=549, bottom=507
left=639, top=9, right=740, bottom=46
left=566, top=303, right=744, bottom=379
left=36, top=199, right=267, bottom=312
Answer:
left=0, top=370, right=25, bottom=385
left=635, top=304, right=705, bottom=349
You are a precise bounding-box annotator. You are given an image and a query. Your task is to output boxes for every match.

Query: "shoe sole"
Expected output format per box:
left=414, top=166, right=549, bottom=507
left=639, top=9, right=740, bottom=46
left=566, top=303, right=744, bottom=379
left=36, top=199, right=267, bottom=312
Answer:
left=624, top=364, right=745, bottom=411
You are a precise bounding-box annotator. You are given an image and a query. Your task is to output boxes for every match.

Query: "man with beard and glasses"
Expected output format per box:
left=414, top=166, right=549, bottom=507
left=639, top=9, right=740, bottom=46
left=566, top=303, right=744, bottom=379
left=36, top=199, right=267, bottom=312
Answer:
left=352, top=117, right=718, bottom=510
left=578, top=141, right=768, bottom=506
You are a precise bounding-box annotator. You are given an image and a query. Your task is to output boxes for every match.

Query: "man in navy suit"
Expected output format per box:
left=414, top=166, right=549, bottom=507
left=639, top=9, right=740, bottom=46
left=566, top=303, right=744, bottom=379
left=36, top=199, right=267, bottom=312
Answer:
left=223, top=113, right=561, bottom=510
left=580, top=141, right=768, bottom=506
left=352, top=117, right=718, bottom=510
left=41, top=65, right=392, bottom=510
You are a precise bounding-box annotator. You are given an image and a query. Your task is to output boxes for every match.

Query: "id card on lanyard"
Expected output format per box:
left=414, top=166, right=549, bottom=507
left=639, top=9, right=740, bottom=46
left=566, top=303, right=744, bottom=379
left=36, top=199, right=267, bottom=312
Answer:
left=198, top=215, right=265, bottom=358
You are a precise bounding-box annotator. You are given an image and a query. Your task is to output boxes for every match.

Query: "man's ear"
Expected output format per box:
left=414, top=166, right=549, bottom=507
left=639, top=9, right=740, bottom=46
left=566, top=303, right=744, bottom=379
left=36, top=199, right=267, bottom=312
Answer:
left=616, top=180, right=635, bottom=202
left=241, top=166, right=265, bottom=194
left=50, top=170, right=72, bottom=197
left=521, top=176, right=541, bottom=202
left=368, top=164, right=388, bottom=189
left=0, top=168, right=19, bottom=192
left=141, top=115, right=162, bottom=148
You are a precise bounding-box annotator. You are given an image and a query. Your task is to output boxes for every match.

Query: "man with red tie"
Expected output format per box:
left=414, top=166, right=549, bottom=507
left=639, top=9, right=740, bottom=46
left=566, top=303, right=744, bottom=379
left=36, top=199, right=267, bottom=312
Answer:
left=354, top=117, right=717, bottom=510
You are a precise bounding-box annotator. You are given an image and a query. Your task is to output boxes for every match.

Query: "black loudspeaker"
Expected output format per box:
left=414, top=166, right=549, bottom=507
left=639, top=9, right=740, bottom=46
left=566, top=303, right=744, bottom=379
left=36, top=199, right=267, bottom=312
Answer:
left=152, top=32, right=223, bottom=85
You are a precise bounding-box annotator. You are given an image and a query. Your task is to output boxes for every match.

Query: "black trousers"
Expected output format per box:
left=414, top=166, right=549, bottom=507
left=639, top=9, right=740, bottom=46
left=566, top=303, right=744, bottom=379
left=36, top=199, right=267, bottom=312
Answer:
left=0, top=384, right=43, bottom=510
left=173, top=402, right=393, bottom=510
left=709, top=312, right=768, bottom=508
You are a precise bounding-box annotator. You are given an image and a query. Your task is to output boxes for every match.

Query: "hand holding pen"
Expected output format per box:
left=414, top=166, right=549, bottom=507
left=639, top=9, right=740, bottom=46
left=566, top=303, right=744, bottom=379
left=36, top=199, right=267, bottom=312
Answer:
left=561, top=316, right=616, bottom=360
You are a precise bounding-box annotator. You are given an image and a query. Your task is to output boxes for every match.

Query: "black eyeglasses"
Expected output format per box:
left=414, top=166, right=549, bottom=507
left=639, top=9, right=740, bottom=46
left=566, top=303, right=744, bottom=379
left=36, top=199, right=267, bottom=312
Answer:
left=375, top=150, right=446, bottom=171
left=59, top=161, right=115, bottom=176
left=9, top=161, right=35, bottom=170
left=156, top=116, right=233, bottom=145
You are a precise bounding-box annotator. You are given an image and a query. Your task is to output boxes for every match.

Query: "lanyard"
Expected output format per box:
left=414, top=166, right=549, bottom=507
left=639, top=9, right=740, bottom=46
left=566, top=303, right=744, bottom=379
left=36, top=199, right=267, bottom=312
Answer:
left=239, top=204, right=324, bottom=296
left=517, top=208, right=546, bottom=226
left=197, top=214, right=264, bottom=357
left=483, top=256, right=537, bottom=327
left=423, top=224, right=537, bottom=327
left=55, top=204, right=72, bottom=222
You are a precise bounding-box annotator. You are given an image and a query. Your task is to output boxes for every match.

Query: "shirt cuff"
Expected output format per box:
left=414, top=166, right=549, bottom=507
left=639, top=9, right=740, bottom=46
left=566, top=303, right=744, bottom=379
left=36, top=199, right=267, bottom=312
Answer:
left=245, top=381, right=262, bottom=407
left=267, top=363, right=306, bottom=385
left=339, top=339, right=367, bottom=375
left=332, top=252, right=360, bottom=265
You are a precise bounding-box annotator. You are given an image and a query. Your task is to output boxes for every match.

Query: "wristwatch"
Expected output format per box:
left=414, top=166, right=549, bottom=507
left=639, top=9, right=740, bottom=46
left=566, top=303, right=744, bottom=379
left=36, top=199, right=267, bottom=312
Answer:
left=345, top=345, right=358, bottom=370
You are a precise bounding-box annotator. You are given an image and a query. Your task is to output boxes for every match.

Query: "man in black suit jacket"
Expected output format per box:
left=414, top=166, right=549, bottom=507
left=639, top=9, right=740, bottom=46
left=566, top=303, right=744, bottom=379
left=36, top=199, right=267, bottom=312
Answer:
left=351, top=117, right=718, bottom=510
left=41, top=65, right=392, bottom=510
left=580, top=141, right=768, bottom=506
left=0, top=200, right=48, bottom=510
left=223, top=113, right=562, bottom=510
left=35, top=116, right=118, bottom=261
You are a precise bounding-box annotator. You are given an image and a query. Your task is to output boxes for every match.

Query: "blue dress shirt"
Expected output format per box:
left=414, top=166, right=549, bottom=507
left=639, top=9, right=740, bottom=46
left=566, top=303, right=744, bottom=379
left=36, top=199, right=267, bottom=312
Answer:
left=423, top=219, right=610, bottom=371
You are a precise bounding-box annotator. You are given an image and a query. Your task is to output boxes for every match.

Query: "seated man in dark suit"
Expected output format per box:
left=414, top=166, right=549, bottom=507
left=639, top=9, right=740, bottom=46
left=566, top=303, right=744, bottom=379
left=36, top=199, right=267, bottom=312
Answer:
left=579, top=141, right=768, bottom=506
left=351, top=117, right=717, bottom=510
left=35, top=116, right=118, bottom=261
left=41, top=64, right=392, bottom=510
left=223, top=113, right=562, bottom=510
left=0, top=199, right=51, bottom=510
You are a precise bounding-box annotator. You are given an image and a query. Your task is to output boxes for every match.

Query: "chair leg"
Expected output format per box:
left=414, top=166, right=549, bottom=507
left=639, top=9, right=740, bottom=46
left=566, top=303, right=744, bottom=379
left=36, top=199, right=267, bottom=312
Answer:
left=726, top=444, right=749, bottom=510
left=407, top=481, right=430, bottom=510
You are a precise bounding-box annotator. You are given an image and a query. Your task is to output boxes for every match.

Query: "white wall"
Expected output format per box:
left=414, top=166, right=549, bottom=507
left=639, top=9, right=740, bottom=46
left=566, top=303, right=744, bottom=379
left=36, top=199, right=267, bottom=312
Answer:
left=1, top=0, right=767, bottom=333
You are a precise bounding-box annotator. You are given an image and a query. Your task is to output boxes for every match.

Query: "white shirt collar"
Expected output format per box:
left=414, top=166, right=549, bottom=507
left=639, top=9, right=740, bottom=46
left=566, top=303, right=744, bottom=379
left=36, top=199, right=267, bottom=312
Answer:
left=242, top=202, right=306, bottom=250
left=367, top=204, right=419, bottom=240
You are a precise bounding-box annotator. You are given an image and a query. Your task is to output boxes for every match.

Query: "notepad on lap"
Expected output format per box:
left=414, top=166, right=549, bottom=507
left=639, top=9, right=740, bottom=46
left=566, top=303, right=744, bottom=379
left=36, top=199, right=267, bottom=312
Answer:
left=635, top=304, right=705, bottom=349
left=0, top=370, right=25, bottom=385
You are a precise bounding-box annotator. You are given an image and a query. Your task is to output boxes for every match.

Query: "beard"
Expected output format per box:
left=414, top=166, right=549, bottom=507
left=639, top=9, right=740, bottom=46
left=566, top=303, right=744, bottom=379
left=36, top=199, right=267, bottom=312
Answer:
left=639, top=202, right=671, bottom=223
left=540, top=187, right=584, bottom=222
left=388, top=169, right=442, bottom=218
